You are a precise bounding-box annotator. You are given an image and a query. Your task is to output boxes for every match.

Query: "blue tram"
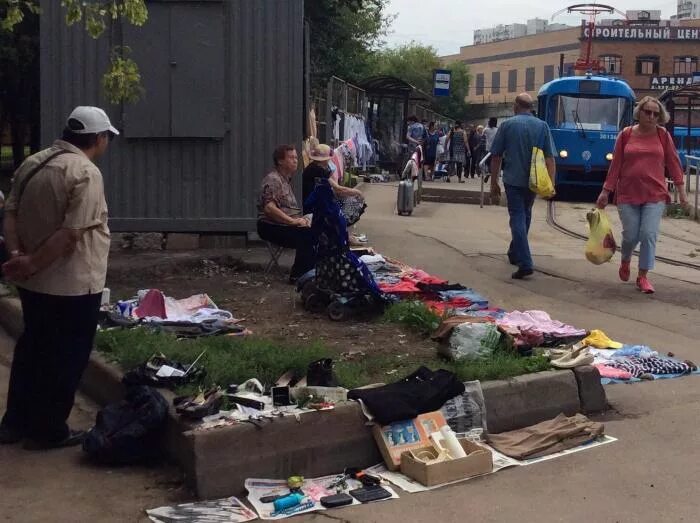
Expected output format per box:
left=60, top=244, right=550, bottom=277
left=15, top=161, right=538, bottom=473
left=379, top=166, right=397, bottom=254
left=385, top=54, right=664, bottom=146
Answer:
left=537, top=74, right=636, bottom=194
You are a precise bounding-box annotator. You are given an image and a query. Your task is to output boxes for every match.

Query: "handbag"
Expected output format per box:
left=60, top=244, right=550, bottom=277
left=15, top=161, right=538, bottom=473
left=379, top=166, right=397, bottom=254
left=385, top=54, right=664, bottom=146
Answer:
left=529, top=126, right=555, bottom=198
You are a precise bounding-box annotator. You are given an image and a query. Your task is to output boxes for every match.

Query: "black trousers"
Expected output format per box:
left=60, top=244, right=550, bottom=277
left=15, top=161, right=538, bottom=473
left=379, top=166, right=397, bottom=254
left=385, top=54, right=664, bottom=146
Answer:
left=257, top=220, right=315, bottom=278
left=1, top=288, right=101, bottom=442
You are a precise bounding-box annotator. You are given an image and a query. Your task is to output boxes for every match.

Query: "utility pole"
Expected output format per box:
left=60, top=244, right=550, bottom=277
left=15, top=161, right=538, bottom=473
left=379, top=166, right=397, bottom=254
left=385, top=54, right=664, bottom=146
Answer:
left=559, top=53, right=565, bottom=77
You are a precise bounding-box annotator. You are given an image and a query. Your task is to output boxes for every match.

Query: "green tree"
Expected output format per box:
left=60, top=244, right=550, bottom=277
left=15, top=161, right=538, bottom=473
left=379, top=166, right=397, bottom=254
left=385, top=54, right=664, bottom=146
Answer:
left=0, top=0, right=147, bottom=168
left=305, top=0, right=392, bottom=93
left=371, top=43, right=470, bottom=119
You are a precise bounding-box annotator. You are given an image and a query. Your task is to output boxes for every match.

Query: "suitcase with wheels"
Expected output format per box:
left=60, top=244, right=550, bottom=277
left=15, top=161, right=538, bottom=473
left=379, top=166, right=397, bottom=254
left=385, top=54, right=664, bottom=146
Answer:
left=397, top=180, right=414, bottom=216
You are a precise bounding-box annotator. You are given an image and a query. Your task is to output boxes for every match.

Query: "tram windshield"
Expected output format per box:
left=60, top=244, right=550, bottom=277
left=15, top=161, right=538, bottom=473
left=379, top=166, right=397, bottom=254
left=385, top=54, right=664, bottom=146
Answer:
left=551, top=95, right=630, bottom=132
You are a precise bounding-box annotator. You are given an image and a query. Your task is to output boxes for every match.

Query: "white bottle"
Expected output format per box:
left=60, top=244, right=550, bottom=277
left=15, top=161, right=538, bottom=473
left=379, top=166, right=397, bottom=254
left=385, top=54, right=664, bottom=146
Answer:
left=440, top=425, right=467, bottom=459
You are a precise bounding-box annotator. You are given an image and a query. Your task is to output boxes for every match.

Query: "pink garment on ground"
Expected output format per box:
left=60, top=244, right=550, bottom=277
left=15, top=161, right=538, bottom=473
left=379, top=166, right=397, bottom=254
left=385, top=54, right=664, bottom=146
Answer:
left=594, top=364, right=633, bottom=380
left=497, top=310, right=586, bottom=338
left=134, top=289, right=167, bottom=319
left=404, top=269, right=447, bottom=285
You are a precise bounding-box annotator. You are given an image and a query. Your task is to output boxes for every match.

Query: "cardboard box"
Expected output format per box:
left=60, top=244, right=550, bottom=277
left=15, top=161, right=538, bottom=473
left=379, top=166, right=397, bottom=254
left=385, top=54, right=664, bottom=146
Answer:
left=400, top=439, right=493, bottom=487
left=372, top=412, right=447, bottom=471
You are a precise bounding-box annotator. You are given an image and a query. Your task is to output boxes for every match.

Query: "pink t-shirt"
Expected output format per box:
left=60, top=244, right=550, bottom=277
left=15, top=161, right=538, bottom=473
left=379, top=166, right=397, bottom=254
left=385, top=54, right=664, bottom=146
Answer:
left=603, top=127, right=684, bottom=205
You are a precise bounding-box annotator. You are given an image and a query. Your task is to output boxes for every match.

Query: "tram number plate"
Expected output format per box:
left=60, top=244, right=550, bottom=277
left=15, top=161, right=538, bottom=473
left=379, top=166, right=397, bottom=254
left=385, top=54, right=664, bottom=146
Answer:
left=600, top=133, right=617, bottom=140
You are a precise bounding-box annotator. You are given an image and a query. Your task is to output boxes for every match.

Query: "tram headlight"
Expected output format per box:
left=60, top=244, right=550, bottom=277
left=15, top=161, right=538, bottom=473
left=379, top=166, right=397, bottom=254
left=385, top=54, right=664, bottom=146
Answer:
left=606, top=152, right=614, bottom=161
left=559, top=150, right=568, bottom=159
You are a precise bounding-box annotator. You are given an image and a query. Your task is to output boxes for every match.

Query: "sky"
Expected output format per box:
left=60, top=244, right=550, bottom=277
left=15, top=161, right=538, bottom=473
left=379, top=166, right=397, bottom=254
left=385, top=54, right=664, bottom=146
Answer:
left=384, top=0, right=680, bottom=55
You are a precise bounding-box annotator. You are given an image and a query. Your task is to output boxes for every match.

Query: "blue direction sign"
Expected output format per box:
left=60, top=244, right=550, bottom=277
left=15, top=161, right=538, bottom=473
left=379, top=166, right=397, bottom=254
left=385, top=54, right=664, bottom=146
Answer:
left=433, top=69, right=451, bottom=97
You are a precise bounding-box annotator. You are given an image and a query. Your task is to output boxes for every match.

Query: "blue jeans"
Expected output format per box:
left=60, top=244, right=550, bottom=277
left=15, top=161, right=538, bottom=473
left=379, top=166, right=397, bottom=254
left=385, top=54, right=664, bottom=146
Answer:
left=505, top=184, right=536, bottom=271
left=618, top=202, right=665, bottom=271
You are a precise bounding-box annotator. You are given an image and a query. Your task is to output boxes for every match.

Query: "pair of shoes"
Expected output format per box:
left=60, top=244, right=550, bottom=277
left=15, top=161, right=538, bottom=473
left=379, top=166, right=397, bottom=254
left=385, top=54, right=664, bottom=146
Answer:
left=512, top=268, right=534, bottom=280
left=175, top=388, right=224, bottom=420
left=0, top=425, right=23, bottom=445
left=23, top=429, right=86, bottom=450
left=619, top=260, right=631, bottom=282
left=636, top=276, right=655, bottom=294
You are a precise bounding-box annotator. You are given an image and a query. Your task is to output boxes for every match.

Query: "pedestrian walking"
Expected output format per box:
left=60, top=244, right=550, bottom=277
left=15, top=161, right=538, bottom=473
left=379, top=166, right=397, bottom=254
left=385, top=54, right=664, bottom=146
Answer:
left=469, top=125, right=485, bottom=178
left=0, top=106, right=116, bottom=448
left=423, top=122, right=440, bottom=180
left=482, top=117, right=499, bottom=182
left=446, top=120, right=470, bottom=183
left=490, top=93, right=556, bottom=279
left=596, top=96, right=688, bottom=294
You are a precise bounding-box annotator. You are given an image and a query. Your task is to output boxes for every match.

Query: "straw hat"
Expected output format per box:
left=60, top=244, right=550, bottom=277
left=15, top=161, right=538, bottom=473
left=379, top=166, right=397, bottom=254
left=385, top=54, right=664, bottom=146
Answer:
left=309, top=143, right=333, bottom=162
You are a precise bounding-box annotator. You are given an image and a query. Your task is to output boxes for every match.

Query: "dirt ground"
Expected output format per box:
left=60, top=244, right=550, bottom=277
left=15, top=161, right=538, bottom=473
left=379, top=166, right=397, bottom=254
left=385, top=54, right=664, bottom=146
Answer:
left=107, top=259, right=437, bottom=363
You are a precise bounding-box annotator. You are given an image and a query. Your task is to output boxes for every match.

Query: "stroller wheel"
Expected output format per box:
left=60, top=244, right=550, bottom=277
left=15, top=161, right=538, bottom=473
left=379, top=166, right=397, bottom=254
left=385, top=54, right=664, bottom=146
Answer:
left=304, top=293, right=327, bottom=313
left=327, top=301, right=349, bottom=322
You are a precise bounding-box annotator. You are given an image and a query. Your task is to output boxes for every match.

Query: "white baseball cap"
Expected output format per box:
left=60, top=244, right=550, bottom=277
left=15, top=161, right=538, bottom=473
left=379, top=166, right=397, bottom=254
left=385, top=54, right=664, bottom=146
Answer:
left=67, top=106, right=120, bottom=135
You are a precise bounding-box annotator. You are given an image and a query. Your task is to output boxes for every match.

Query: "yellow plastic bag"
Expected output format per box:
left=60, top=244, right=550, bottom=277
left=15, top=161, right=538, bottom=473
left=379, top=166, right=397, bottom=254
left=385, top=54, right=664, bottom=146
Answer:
left=585, top=209, right=617, bottom=265
left=529, top=146, right=555, bottom=198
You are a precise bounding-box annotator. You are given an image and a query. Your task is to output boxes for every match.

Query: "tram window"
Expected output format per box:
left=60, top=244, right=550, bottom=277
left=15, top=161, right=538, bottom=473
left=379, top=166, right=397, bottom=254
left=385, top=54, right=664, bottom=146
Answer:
left=551, top=95, right=630, bottom=131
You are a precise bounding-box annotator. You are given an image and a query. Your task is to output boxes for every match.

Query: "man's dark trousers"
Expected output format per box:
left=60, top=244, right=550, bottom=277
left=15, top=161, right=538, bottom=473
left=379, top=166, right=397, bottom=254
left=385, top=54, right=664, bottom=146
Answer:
left=505, top=184, right=536, bottom=271
left=257, top=220, right=315, bottom=278
left=1, top=288, right=101, bottom=443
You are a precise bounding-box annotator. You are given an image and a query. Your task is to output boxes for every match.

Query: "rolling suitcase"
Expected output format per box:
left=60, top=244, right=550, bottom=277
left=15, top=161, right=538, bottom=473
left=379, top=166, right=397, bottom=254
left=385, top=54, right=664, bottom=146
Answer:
left=397, top=180, right=414, bottom=216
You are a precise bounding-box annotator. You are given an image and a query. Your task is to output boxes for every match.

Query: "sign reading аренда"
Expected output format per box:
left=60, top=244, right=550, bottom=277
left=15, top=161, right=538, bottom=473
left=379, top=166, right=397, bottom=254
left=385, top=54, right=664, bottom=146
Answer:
left=582, top=26, right=700, bottom=41
left=649, top=75, right=693, bottom=90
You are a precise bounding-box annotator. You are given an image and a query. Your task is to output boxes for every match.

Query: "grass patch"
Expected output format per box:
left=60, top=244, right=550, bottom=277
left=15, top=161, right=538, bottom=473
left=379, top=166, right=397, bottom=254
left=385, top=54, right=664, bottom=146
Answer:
left=383, top=301, right=442, bottom=337
left=95, top=327, right=551, bottom=392
left=95, top=328, right=328, bottom=390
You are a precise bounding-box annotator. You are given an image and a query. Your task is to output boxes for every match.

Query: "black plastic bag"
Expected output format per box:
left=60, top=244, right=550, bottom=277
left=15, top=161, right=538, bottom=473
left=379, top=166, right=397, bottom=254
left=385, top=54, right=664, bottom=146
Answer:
left=82, top=385, right=169, bottom=465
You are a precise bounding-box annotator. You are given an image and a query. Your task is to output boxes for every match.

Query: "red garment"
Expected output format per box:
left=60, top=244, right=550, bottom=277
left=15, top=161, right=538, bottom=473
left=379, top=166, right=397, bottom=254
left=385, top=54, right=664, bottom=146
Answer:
left=603, top=126, right=684, bottom=205
left=404, top=269, right=447, bottom=285
left=378, top=281, right=420, bottom=294
left=134, top=289, right=167, bottom=319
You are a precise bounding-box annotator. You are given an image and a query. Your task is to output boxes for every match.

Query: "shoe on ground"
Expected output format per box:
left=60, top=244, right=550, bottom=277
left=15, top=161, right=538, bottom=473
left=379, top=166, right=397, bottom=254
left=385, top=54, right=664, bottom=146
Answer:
left=636, top=276, right=655, bottom=294
left=619, top=260, right=631, bottom=282
left=0, top=425, right=23, bottom=445
left=512, top=268, right=534, bottom=280
left=23, top=429, right=86, bottom=450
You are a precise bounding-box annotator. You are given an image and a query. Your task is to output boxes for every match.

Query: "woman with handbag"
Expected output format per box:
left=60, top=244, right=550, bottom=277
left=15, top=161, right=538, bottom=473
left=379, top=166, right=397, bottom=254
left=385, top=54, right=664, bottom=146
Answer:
left=596, top=96, right=688, bottom=294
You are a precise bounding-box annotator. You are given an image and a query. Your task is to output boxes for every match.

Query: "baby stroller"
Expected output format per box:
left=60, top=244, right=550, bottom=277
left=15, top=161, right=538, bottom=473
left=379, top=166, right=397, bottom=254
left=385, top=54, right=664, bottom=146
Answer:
left=298, top=180, right=385, bottom=321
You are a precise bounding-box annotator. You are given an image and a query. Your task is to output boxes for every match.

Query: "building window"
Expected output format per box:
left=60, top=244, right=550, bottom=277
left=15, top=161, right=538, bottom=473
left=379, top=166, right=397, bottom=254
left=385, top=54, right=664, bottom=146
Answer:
left=563, top=62, right=574, bottom=76
left=636, top=55, right=660, bottom=75
left=492, top=71, right=500, bottom=94
left=674, top=56, right=698, bottom=74
left=476, top=73, right=484, bottom=95
left=543, top=65, right=555, bottom=83
left=525, top=67, right=535, bottom=91
left=508, top=69, right=517, bottom=92
left=600, top=55, right=622, bottom=75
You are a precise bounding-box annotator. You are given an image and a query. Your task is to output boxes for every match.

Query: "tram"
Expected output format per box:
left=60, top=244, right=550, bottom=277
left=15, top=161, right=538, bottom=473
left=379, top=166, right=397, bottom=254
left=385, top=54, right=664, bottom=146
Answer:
left=537, top=74, right=636, bottom=195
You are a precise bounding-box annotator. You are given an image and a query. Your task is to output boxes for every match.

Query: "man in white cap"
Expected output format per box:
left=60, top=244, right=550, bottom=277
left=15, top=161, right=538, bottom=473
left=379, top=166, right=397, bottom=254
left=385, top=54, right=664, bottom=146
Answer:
left=0, top=106, right=117, bottom=448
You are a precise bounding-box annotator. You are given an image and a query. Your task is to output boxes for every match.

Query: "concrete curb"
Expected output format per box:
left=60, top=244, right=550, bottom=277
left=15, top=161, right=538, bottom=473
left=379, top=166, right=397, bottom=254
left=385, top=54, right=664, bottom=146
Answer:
left=0, top=296, right=606, bottom=498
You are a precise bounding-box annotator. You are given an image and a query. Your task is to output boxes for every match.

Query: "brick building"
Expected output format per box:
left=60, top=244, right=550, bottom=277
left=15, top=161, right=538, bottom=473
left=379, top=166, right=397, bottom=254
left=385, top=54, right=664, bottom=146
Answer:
left=441, top=13, right=700, bottom=121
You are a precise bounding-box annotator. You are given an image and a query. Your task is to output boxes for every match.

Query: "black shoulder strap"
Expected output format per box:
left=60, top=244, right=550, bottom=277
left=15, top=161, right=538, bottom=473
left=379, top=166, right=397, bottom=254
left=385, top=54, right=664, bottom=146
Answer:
left=16, top=150, right=73, bottom=205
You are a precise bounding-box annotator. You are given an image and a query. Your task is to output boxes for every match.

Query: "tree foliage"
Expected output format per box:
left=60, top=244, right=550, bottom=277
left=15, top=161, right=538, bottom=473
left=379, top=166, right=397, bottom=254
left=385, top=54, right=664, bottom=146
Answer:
left=305, top=0, right=392, bottom=93
left=371, top=43, right=470, bottom=120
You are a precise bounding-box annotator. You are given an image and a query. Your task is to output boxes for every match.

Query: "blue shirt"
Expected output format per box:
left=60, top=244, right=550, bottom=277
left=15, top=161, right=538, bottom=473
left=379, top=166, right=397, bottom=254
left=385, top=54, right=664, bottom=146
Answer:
left=490, top=114, right=556, bottom=187
left=407, top=122, right=425, bottom=143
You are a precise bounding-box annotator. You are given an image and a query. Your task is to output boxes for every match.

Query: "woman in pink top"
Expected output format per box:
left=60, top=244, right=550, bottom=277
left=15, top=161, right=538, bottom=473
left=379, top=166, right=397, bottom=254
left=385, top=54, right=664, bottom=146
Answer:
left=596, top=96, right=688, bottom=294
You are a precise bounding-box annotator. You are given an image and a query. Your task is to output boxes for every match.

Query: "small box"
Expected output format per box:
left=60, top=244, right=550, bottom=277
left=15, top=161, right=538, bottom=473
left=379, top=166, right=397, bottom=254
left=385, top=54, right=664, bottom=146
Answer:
left=400, top=439, right=493, bottom=487
left=372, top=412, right=447, bottom=471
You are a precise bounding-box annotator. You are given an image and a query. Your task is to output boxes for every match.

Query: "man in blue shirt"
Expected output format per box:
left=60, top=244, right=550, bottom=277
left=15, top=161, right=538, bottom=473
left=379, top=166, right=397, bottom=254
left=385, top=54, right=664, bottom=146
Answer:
left=406, top=115, right=425, bottom=153
left=490, top=93, right=556, bottom=279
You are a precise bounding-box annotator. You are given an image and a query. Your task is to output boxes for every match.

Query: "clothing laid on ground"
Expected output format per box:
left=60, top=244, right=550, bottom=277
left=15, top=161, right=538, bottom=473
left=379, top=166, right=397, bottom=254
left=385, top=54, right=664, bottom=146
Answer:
left=618, top=201, right=665, bottom=270
left=347, top=367, right=465, bottom=425
left=594, top=364, right=633, bottom=380
left=505, top=184, right=536, bottom=271
left=603, top=127, right=684, bottom=205
left=256, top=220, right=315, bottom=279
left=257, top=170, right=302, bottom=223
left=1, top=288, right=101, bottom=444
left=605, top=355, right=692, bottom=378
left=497, top=310, right=586, bottom=348
left=4, top=140, right=110, bottom=296
left=487, top=414, right=604, bottom=460
left=490, top=114, right=556, bottom=188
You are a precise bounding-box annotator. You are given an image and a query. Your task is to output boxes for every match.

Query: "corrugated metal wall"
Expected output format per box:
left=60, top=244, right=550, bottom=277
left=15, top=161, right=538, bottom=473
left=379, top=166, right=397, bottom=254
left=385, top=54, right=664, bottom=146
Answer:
left=40, top=0, right=304, bottom=232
